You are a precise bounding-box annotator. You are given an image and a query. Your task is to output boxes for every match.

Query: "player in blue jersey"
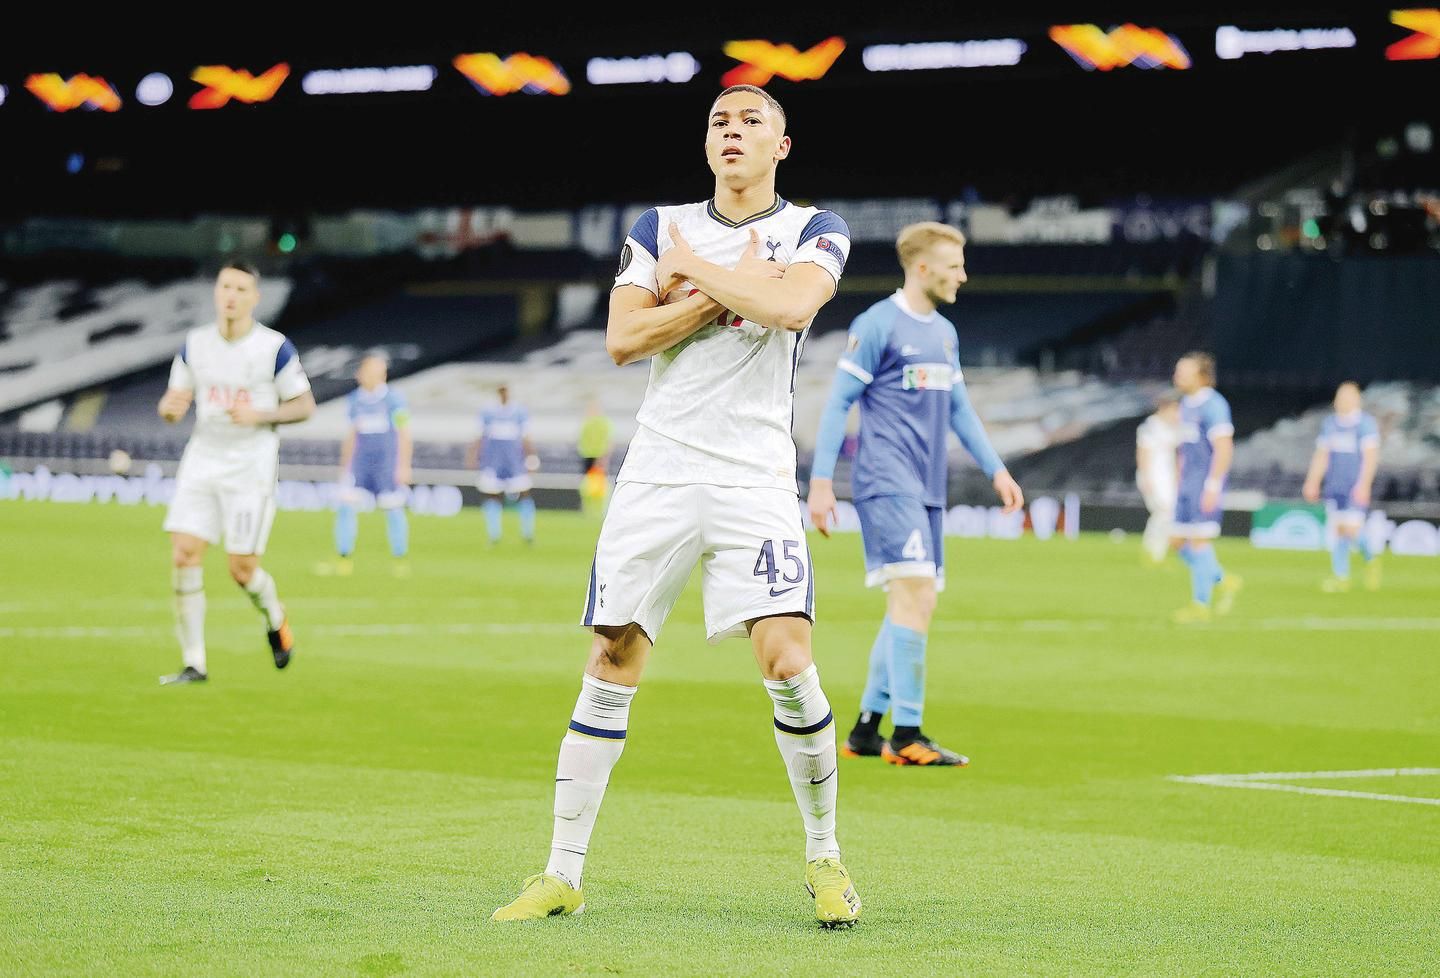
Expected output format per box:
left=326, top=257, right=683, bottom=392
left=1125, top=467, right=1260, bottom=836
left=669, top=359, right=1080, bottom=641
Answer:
left=466, top=384, right=538, bottom=545
left=324, top=355, right=412, bottom=577
left=807, top=222, right=1024, bottom=767
left=1303, top=382, right=1382, bottom=592
left=1170, top=353, right=1243, bottom=623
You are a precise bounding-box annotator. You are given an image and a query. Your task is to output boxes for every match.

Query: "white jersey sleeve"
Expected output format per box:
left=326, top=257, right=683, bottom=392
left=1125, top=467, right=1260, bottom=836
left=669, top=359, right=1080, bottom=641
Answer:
left=273, top=338, right=311, bottom=401
left=614, top=208, right=661, bottom=297
left=789, top=210, right=851, bottom=290
left=168, top=341, right=196, bottom=392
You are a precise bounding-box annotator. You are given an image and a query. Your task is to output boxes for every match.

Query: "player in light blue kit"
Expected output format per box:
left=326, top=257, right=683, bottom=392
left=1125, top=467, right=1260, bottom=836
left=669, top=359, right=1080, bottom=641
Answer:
left=1171, top=352, right=1243, bottom=623
left=807, top=222, right=1023, bottom=767
left=327, top=354, right=412, bottom=576
left=467, top=384, right=538, bottom=545
left=1303, top=381, right=1382, bottom=592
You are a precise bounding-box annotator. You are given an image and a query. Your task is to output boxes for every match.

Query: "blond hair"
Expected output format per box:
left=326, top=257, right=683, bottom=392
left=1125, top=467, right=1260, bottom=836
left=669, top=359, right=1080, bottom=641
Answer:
left=1181, top=351, right=1217, bottom=383
left=897, top=222, right=966, bottom=270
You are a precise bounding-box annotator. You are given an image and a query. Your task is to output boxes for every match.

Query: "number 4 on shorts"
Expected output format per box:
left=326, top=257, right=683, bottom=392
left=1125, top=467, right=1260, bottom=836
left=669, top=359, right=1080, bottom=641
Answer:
left=902, top=529, right=926, bottom=561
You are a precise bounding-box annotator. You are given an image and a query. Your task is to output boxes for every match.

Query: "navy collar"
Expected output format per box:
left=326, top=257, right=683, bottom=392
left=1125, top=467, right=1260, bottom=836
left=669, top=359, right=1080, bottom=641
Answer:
left=706, top=195, right=786, bottom=228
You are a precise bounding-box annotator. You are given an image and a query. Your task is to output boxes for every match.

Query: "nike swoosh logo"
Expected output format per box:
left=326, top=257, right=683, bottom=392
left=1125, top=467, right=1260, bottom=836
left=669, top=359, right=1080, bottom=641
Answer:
left=556, top=778, right=574, bottom=782
left=809, top=769, right=835, bottom=785
left=770, top=586, right=800, bottom=597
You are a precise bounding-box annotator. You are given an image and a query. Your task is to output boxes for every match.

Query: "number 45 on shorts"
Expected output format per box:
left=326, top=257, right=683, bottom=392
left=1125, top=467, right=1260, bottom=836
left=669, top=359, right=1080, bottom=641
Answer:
left=754, top=539, right=806, bottom=597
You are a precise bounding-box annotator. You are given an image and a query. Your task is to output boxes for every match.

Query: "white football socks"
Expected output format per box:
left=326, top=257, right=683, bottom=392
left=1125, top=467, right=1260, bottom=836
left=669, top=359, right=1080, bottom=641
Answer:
left=172, top=566, right=206, bottom=674
left=546, top=674, right=636, bottom=889
left=241, top=568, right=285, bottom=631
left=764, top=663, right=841, bottom=862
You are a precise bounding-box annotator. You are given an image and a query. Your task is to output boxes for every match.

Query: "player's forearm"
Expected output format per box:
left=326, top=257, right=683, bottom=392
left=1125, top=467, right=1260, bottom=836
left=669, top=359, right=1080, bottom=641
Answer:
left=1358, top=444, right=1379, bottom=491
left=1303, top=449, right=1328, bottom=487
left=607, top=292, right=726, bottom=366
left=339, top=431, right=357, bottom=470
left=810, top=372, right=866, bottom=480
left=1206, top=437, right=1234, bottom=484
left=259, top=392, right=317, bottom=425
left=681, top=260, right=817, bottom=332
left=950, top=385, right=1003, bottom=479
left=397, top=429, right=413, bottom=469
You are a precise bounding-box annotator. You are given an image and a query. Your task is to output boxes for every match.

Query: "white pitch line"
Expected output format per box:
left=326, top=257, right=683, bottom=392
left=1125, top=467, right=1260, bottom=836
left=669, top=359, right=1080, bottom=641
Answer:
left=1185, top=767, right=1440, bottom=782
left=1169, top=768, right=1440, bottom=807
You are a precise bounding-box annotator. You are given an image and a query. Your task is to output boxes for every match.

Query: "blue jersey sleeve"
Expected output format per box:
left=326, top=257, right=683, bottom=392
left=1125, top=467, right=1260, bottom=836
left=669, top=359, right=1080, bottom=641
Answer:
left=836, top=309, right=891, bottom=384
left=1316, top=415, right=1334, bottom=448
left=1205, top=395, right=1234, bottom=442
left=389, top=390, right=409, bottom=425
left=346, top=390, right=359, bottom=423
left=809, top=370, right=869, bottom=482
left=1360, top=413, right=1380, bottom=446
left=950, top=382, right=1003, bottom=479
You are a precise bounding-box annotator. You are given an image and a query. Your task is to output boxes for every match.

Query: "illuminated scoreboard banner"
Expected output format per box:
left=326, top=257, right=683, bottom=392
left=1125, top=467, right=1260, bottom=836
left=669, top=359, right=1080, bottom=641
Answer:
left=5, top=15, right=1433, bottom=117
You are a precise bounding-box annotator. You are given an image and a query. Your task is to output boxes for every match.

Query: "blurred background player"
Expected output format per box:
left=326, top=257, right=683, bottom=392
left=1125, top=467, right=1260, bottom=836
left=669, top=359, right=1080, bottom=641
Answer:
left=1136, top=394, right=1182, bottom=566
left=1303, top=381, right=1382, bottom=592
left=323, top=354, right=412, bottom=577
left=576, top=397, right=614, bottom=516
left=493, top=84, right=860, bottom=928
left=156, top=261, right=314, bottom=684
left=807, top=222, right=1023, bottom=768
left=1170, top=353, right=1242, bottom=624
left=466, top=384, right=538, bottom=545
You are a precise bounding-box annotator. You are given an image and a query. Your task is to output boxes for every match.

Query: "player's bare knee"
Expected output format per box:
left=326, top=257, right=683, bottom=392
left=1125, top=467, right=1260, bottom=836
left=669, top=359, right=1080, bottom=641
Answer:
left=588, top=624, right=646, bottom=678
left=750, top=619, right=814, bottom=681
left=228, top=555, right=258, bottom=586
left=889, top=579, right=937, bottom=630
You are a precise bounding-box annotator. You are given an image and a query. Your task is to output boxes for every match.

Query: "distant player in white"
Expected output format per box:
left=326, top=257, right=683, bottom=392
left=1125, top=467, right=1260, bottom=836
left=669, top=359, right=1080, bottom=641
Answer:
left=157, top=261, right=315, bottom=684
left=1136, top=394, right=1181, bottom=565
left=493, top=86, right=861, bottom=927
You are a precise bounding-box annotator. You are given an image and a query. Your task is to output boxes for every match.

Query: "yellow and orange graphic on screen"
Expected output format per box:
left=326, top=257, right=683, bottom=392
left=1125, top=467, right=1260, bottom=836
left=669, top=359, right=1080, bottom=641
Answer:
left=1387, top=9, right=1440, bottom=61
left=721, top=37, right=846, bottom=87
left=189, top=64, right=291, bottom=109
left=454, top=53, right=571, bottom=96
left=1050, top=24, right=1191, bottom=71
left=25, top=74, right=121, bottom=112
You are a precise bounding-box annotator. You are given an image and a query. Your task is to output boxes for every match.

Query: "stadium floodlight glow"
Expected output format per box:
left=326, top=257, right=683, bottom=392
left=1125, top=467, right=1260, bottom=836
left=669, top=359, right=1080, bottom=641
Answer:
left=861, top=39, right=1027, bottom=71
left=1215, top=25, right=1357, bottom=60
left=454, top=53, right=571, bottom=96
left=0, top=84, right=6, bottom=107
left=1386, top=9, right=1440, bottom=61
left=301, top=65, right=439, bottom=95
left=189, top=64, right=290, bottom=109
left=136, top=72, right=174, bottom=106
left=721, top=36, right=845, bottom=87
left=586, top=53, right=699, bottom=85
left=1049, top=24, right=1191, bottom=70
left=24, top=73, right=122, bottom=112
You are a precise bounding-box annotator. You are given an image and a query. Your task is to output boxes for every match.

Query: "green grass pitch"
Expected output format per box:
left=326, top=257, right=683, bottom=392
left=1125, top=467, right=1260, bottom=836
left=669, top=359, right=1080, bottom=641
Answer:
left=2, top=501, right=1438, bottom=976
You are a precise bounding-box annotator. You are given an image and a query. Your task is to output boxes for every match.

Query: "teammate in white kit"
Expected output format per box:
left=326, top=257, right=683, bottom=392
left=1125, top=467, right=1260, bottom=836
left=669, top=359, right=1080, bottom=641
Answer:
left=493, top=86, right=861, bottom=928
left=1136, top=394, right=1181, bottom=565
left=157, top=262, right=315, bottom=684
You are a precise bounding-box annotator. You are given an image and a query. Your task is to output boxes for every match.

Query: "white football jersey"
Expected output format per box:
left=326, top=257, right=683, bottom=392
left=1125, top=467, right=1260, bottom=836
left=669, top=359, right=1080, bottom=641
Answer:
left=167, top=321, right=311, bottom=490
left=1136, top=414, right=1179, bottom=499
left=612, top=196, right=850, bottom=491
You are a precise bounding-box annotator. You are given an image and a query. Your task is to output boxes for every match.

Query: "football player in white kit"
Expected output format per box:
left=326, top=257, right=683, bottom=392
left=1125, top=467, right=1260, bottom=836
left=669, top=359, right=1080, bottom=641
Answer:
left=493, top=86, right=861, bottom=927
left=1136, top=394, right=1181, bottom=565
left=156, top=262, right=315, bottom=684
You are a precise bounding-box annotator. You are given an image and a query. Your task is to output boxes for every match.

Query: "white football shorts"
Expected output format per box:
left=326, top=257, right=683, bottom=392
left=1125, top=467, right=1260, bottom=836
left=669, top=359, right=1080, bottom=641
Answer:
left=580, top=481, right=815, bottom=644
left=163, top=478, right=277, bottom=555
